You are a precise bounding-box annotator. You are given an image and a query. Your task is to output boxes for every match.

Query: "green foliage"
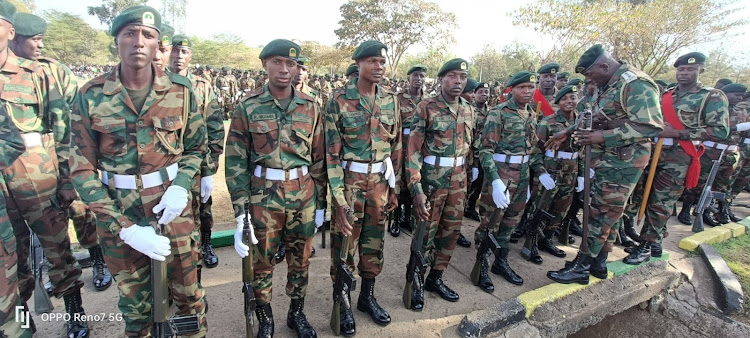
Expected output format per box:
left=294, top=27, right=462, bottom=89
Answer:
left=87, top=0, right=148, bottom=30
left=43, top=10, right=111, bottom=64
left=8, top=0, right=34, bottom=13
left=471, top=42, right=540, bottom=83
left=714, top=235, right=750, bottom=311
left=298, top=41, right=353, bottom=76
left=397, top=48, right=455, bottom=79
left=190, top=34, right=262, bottom=70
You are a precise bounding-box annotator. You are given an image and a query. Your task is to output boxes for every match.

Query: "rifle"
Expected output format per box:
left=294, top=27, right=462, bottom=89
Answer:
left=242, top=201, right=256, bottom=338
left=403, top=185, right=433, bottom=309
left=470, top=180, right=511, bottom=286
left=692, top=149, right=727, bottom=233
left=521, top=170, right=558, bottom=261
left=152, top=222, right=200, bottom=338
left=31, top=232, right=53, bottom=314
left=331, top=190, right=358, bottom=336
left=321, top=219, right=327, bottom=249
left=580, top=90, right=596, bottom=254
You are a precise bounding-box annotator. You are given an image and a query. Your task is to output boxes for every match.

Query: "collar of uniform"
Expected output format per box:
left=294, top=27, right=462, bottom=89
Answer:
left=344, top=76, right=385, bottom=100
left=103, top=63, right=173, bottom=95
left=257, top=84, right=306, bottom=106
left=1, top=50, right=28, bottom=74
left=402, top=89, right=424, bottom=100
left=436, top=93, right=468, bottom=115
left=675, top=81, right=705, bottom=95
left=555, top=109, right=576, bottom=123
left=504, top=97, right=521, bottom=111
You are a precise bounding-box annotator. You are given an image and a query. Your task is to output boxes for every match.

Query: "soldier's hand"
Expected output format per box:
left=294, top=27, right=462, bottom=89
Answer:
left=659, top=124, right=682, bottom=138
left=413, top=193, right=430, bottom=221
left=387, top=193, right=398, bottom=212
left=335, top=205, right=355, bottom=236
left=57, top=188, right=77, bottom=209
left=573, top=130, right=605, bottom=145
left=545, top=129, right=571, bottom=151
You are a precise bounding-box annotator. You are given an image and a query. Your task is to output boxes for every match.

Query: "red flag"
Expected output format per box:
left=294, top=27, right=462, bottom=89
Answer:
left=533, top=89, right=555, bottom=116
left=661, top=90, right=704, bottom=188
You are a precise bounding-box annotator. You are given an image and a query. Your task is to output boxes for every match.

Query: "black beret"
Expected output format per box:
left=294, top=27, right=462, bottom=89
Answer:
left=537, top=63, right=560, bottom=75
left=556, top=72, right=570, bottom=79
left=297, top=56, right=311, bottom=67
left=0, top=0, right=16, bottom=25
left=159, top=23, right=174, bottom=46
left=475, top=82, right=490, bottom=92
left=463, top=78, right=478, bottom=93
left=554, top=85, right=578, bottom=104
left=673, top=52, right=706, bottom=67
left=567, top=78, right=583, bottom=86
left=575, top=44, right=605, bottom=73
left=407, top=64, right=428, bottom=75
left=507, top=70, right=538, bottom=87
left=111, top=5, right=161, bottom=37
left=14, top=13, right=46, bottom=36
left=259, top=39, right=301, bottom=60
left=437, top=58, right=469, bottom=77
left=345, top=63, right=358, bottom=76
left=352, top=40, right=387, bottom=60
left=722, top=84, right=747, bottom=93
left=171, top=34, right=192, bottom=48
left=717, top=78, right=733, bottom=85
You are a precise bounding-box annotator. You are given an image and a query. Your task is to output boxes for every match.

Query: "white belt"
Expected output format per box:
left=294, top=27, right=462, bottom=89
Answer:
left=544, top=150, right=578, bottom=160
left=424, top=155, right=465, bottom=167
left=742, top=138, right=750, bottom=145
left=221, top=86, right=230, bottom=90
left=100, top=163, right=178, bottom=190
left=21, top=132, right=43, bottom=148
left=254, top=165, right=308, bottom=180
left=493, top=153, right=530, bottom=164
left=403, top=128, right=411, bottom=135
left=654, top=137, right=701, bottom=147
left=703, top=141, right=738, bottom=151
left=342, top=160, right=384, bottom=174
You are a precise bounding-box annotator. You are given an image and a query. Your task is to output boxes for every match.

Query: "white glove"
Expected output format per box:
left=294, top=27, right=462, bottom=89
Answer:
left=152, top=185, right=189, bottom=225
left=590, top=168, right=595, bottom=178
left=471, top=168, right=479, bottom=182
left=234, top=215, right=258, bottom=258
left=577, top=177, right=585, bottom=192
left=200, top=176, right=214, bottom=203
left=737, top=122, right=750, bottom=132
left=539, top=173, right=556, bottom=190
left=526, top=186, right=531, bottom=203
left=315, top=209, right=324, bottom=227
left=491, top=179, right=510, bottom=209
left=119, top=225, right=171, bottom=261
left=383, top=157, right=396, bottom=188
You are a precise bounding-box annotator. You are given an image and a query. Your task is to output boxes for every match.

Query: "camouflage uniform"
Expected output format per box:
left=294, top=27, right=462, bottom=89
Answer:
left=70, top=65, right=207, bottom=337
left=467, top=103, right=489, bottom=214
left=216, top=73, right=238, bottom=118
left=406, top=95, right=473, bottom=269
left=326, top=77, right=402, bottom=280
left=730, top=101, right=750, bottom=202
left=397, top=89, right=427, bottom=228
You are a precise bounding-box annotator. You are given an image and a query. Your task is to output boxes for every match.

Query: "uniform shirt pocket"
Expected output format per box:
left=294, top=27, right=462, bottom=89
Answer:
left=90, top=117, right=128, bottom=156
left=248, top=119, right=280, bottom=155
left=152, top=116, right=184, bottom=155
left=341, top=111, right=368, bottom=149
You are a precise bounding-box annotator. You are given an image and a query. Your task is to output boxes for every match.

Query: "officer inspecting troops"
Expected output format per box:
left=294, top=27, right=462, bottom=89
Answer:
left=69, top=6, right=207, bottom=336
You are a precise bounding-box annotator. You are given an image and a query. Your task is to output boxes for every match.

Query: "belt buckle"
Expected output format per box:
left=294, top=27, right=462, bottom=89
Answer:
left=368, top=162, right=373, bottom=174
left=136, top=174, right=144, bottom=190
left=285, top=170, right=290, bottom=181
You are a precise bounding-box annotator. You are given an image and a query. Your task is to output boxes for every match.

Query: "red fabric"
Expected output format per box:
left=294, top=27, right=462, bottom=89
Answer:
left=661, top=90, right=705, bottom=188
left=500, top=87, right=511, bottom=103
left=533, top=89, right=554, bottom=116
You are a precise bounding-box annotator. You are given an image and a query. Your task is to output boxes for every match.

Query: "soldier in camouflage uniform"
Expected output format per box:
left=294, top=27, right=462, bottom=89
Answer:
left=152, top=23, right=173, bottom=71
left=465, top=82, right=491, bottom=223
left=345, top=63, right=358, bottom=82
left=216, top=66, right=238, bottom=119
left=0, top=2, right=90, bottom=336
left=406, top=58, right=474, bottom=309
left=227, top=39, right=326, bottom=338
left=728, top=89, right=750, bottom=222
left=69, top=7, right=207, bottom=336
left=547, top=44, right=663, bottom=284
left=621, top=52, right=730, bottom=264
left=326, top=40, right=401, bottom=335
left=532, top=63, right=560, bottom=117
left=169, top=35, right=225, bottom=272
left=10, top=12, right=113, bottom=292
left=556, top=72, right=569, bottom=90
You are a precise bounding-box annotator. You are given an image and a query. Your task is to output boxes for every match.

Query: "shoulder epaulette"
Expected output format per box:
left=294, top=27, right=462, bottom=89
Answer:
left=168, top=72, right=192, bottom=89
left=240, top=87, right=264, bottom=102
left=297, top=90, right=314, bottom=102
left=621, top=71, right=637, bottom=83
left=79, top=74, right=108, bottom=95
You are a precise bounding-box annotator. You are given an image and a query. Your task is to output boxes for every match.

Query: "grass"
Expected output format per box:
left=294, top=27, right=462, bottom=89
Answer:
left=714, top=235, right=750, bottom=314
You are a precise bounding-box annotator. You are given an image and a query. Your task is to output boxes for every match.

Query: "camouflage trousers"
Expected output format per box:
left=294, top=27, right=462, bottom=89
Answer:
left=527, top=158, right=578, bottom=231
left=475, top=162, right=530, bottom=248
left=467, top=166, right=483, bottom=210
left=329, top=172, right=388, bottom=280
left=190, top=176, right=214, bottom=271
left=728, top=145, right=750, bottom=201
left=624, top=145, right=691, bottom=243
left=99, top=182, right=206, bottom=337
left=69, top=199, right=98, bottom=249
left=683, top=147, right=740, bottom=204
left=586, top=166, right=644, bottom=257
left=0, top=177, right=31, bottom=338
left=1, top=136, right=82, bottom=302
left=419, top=164, right=468, bottom=271
left=248, top=173, right=316, bottom=305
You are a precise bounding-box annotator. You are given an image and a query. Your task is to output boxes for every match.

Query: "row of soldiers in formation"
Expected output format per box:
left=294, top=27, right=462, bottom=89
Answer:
left=0, top=3, right=748, bottom=338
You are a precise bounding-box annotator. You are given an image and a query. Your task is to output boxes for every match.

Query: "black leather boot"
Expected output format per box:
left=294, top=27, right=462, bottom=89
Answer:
left=409, top=270, right=425, bottom=312
left=547, top=252, right=593, bottom=285
left=623, top=241, right=651, bottom=265
left=88, top=245, right=112, bottom=291
left=678, top=202, right=693, bottom=225
left=539, top=230, right=567, bottom=258
left=476, top=253, right=494, bottom=293
left=510, top=223, right=525, bottom=243
left=356, top=278, right=391, bottom=325
left=457, top=233, right=471, bottom=248
left=520, top=228, right=543, bottom=264
left=389, top=207, right=401, bottom=237
left=287, top=298, right=316, bottom=338
left=589, top=250, right=609, bottom=279
left=728, top=202, right=742, bottom=222
left=703, top=210, right=721, bottom=227
left=651, top=242, right=663, bottom=257
left=201, top=229, right=219, bottom=268
left=568, top=218, right=583, bottom=237
left=623, top=216, right=640, bottom=244
left=399, top=203, right=413, bottom=233
left=255, top=303, right=274, bottom=338
left=63, top=288, right=90, bottom=338
left=425, top=269, right=459, bottom=302
left=618, top=225, right=636, bottom=247
left=717, top=200, right=731, bottom=224
left=274, top=246, right=286, bottom=263
left=491, top=248, right=523, bottom=285
left=464, top=204, right=480, bottom=222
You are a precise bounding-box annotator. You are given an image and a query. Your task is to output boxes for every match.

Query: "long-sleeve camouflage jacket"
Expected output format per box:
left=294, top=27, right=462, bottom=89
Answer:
left=0, top=103, right=26, bottom=240
left=187, top=72, right=224, bottom=176
left=667, top=83, right=729, bottom=143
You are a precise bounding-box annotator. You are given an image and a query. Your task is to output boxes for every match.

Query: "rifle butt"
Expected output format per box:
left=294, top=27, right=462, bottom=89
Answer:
left=246, top=317, right=254, bottom=338
left=34, top=279, right=54, bottom=314
left=330, top=301, right=341, bottom=336
left=403, top=281, right=413, bottom=309
left=470, top=259, right=481, bottom=286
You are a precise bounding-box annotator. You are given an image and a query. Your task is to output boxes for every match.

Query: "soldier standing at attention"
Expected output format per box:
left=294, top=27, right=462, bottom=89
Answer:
left=465, top=82, right=491, bottom=224
left=152, top=23, right=173, bottom=71
left=69, top=6, right=207, bottom=336
left=326, top=40, right=401, bottom=336
left=715, top=78, right=732, bottom=90
left=345, top=63, right=358, bottom=82
left=556, top=72, right=569, bottom=90
left=547, top=44, right=663, bottom=284
left=227, top=39, right=326, bottom=338
left=407, top=58, right=474, bottom=309
left=10, top=12, right=113, bottom=292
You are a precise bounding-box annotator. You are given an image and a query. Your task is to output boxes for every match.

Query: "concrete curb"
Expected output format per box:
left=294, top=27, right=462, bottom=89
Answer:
left=678, top=218, right=748, bottom=252
left=699, top=243, right=745, bottom=315
left=457, top=298, right=526, bottom=338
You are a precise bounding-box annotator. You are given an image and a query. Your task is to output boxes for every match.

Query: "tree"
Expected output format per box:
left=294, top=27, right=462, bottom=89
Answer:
left=8, top=0, right=34, bottom=12
left=513, top=0, right=747, bottom=76
left=160, top=0, right=187, bottom=32
left=298, top=41, right=353, bottom=76
left=334, top=0, right=457, bottom=77
left=43, top=10, right=110, bottom=64
left=88, top=0, right=148, bottom=30
left=397, top=48, right=453, bottom=79
left=190, top=34, right=262, bottom=70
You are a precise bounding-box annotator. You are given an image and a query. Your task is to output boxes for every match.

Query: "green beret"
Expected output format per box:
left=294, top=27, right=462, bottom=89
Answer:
left=437, top=58, right=469, bottom=77
left=297, top=56, right=311, bottom=67
left=345, top=63, right=358, bottom=76
left=507, top=70, right=538, bottom=87
left=407, top=64, right=428, bottom=75
left=221, top=66, right=231, bottom=72
left=0, top=0, right=16, bottom=25
left=567, top=78, right=583, bottom=86
left=554, top=85, right=578, bottom=104
left=159, top=23, right=174, bottom=46
left=575, top=44, right=605, bottom=74
left=721, top=84, right=747, bottom=93
left=673, top=52, right=706, bottom=67
left=259, top=39, right=301, bottom=60
left=475, top=82, right=490, bottom=92
left=717, top=78, right=733, bottom=85
left=171, top=34, right=192, bottom=48
left=537, top=63, right=560, bottom=75
left=206, top=65, right=214, bottom=70
left=463, top=78, right=478, bottom=93
left=110, top=5, right=161, bottom=37
left=352, top=40, right=387, bottom=60
left=556, top=72, right=569, bottom=80
left=197, top=65, right=204, bottom=70
left=14, top=13, right=46, bottom=36
left=654, top=80, right=669, bottom=87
